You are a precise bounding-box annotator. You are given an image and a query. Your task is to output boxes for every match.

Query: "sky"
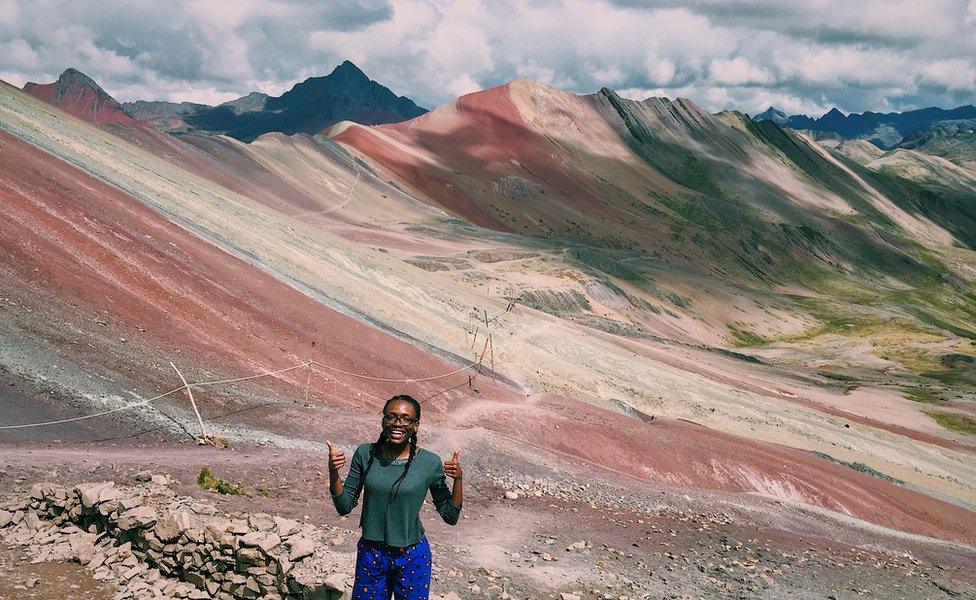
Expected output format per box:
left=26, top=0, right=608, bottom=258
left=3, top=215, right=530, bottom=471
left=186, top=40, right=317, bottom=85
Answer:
left=1, top=0, right=974, bottom=117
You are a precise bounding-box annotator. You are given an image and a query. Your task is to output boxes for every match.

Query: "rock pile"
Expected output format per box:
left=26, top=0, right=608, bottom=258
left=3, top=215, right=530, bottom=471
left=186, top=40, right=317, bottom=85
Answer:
left=0, top=477, right=354, bottom=599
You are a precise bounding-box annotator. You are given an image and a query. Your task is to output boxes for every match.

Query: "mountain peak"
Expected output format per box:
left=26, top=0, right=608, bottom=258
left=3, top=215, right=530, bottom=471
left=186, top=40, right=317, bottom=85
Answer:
left=328, top=60, right=369, bottom=82
left=58, top=68, right=102, bottom=91
left=753, top=106, right=789, bottom=125
left=183, top=60, right=426, bottom=141
left=23, top=68, right=133, bottom=125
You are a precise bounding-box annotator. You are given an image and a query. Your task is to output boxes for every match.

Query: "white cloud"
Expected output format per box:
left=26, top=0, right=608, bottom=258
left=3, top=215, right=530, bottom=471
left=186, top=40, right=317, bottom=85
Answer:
left=0, top=0, right=973, bottom=115
left=0, top=39, right=39, bottom=70
left=645, top=57, right=676, bottom=86
left=920, top=59, right=976, bottom=91
left=709, top=57, right=772, bottom=86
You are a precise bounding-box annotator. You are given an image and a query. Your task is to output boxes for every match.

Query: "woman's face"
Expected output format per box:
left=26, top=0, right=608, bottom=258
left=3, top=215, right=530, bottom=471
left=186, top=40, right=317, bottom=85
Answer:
left=382, top=399, right=419, bottom=445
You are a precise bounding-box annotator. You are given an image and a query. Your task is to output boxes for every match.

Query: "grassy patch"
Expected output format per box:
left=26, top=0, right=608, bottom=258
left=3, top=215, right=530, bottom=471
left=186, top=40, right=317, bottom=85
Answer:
left=816, top=369, right=857, bottom=382
left=726, top=324, right=770, bottom=347
left=903, top=387, right=945, bottom=404
left=925, top=411, right=976, bottom=435
left=197, top=467, right=247, bottom=495
left=810, top=451, right=904, bottom=485
left=569, top=246, right=644, bottom=283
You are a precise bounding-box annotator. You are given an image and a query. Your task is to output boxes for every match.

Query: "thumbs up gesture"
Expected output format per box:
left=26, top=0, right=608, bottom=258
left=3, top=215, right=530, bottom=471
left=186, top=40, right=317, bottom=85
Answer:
left=326, top=440, right=346, bottom=474
left=443, top=450, right=463, bottom=481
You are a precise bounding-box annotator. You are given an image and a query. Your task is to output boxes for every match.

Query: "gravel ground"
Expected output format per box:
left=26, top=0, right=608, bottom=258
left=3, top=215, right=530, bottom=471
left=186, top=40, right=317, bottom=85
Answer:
left=1, top=440, right=973, bottom=600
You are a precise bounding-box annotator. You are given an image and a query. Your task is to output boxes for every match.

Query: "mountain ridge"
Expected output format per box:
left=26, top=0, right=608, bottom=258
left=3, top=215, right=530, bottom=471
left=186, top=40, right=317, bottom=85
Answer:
left=22, top=67, right=134, bottom=125
left=755, top=103, right=976, bottom=149
left=182, top=60, right=427, bottom=141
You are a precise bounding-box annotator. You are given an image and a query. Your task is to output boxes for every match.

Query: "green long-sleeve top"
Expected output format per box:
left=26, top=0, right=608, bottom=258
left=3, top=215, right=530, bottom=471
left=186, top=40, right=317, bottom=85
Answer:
left=332, top=443, right=461, bottom=547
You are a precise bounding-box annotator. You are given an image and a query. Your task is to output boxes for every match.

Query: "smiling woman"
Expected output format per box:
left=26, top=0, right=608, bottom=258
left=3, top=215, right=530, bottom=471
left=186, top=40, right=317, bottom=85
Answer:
left=327, top=395, right=463, bottom=600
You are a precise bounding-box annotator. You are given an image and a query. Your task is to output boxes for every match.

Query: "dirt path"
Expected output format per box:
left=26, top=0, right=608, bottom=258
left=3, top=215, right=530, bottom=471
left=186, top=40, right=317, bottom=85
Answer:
left=0, top=544, right=114, bottom=600
left=2, top=442, right=973, bottom=599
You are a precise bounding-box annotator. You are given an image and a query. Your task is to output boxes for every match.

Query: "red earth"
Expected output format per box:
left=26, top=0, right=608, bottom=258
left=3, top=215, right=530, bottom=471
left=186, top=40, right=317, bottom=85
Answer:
left=2, top=127, right=975, bottom=547
left=23, top=69, right=134, bottom=126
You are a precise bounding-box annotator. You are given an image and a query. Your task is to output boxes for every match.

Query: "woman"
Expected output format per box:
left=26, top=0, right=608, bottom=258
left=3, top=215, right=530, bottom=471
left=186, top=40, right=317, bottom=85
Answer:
left=328, top=394, right=463, bottom=600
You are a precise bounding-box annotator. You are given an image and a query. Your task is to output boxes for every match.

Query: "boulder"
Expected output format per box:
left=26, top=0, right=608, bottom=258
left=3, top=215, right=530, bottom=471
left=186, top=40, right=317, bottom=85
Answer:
left=288, top=537, right=316, bottom=561
left=150, top=474, right=171, bottom=486
left=117, top=506, right=158, bottom=530
left=273, top=516, right=301, bottom=537
left=240, top=531, right=281, bottom=554
left=189, top=503, right=217, bottom=516
left=75, top=481, right=116, bottom=508
left=236, top=547, right=264, bottom=566
left=247, top=513, right=275, bottom=532
left=29, top=482, right=56, bottom=500
left=67, top=532, right=97, bottom=564
left=154, top=516, right=182, bottom=543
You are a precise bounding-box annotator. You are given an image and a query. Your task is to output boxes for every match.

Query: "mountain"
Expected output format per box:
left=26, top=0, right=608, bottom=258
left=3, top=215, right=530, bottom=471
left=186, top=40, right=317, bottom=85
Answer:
left=754, top=104, right=976, bottom=149
left=900, top=119, right=976, bottom=165
left=1, top=73, right=976, bottom=567
left=184, top=61, right=426, bottom=141
left=22, top=68, right=134, bottom=125
left=122, top=99, right=211, bottom=120
left=218, top=91, right=269, bottom=115
left=752, top=106, right=788, bottom=125
left=330, top=80, right=962, bottom=284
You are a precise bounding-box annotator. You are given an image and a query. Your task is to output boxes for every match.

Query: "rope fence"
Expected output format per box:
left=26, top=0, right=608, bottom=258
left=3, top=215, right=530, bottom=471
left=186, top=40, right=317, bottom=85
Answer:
left=0, top=298, right=519, bottom=438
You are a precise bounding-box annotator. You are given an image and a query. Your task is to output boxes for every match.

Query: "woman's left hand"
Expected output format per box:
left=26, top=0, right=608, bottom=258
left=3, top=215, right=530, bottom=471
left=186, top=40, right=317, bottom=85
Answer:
left=443, top=450, right=462, bottom=480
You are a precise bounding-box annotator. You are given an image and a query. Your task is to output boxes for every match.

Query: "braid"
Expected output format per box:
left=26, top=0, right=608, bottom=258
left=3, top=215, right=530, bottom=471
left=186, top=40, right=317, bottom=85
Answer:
left=377, top=394, right=422, bottom=504
left=388, top=431, right=417, bottom=503
left=355, top=431, right=385, bottom=499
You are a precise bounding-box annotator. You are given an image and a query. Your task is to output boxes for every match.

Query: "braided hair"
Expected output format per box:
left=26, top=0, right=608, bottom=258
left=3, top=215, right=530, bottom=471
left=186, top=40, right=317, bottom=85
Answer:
left=356, top=395, right=421, bottom=504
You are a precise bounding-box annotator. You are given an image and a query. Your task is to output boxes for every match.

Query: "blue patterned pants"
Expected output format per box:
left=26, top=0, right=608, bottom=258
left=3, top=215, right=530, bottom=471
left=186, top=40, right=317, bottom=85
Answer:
left=351, top=535, right=433, bottom=600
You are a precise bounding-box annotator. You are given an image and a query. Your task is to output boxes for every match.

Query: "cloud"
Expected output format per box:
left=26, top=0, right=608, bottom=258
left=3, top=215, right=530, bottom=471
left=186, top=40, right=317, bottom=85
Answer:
left=0, top=0, right=972, bottom=116
left=709, top=57, right=772, bottom=86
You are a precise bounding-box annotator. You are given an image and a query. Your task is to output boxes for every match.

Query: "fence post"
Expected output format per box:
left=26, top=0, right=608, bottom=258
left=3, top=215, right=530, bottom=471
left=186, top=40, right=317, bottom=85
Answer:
left=170, top=362, right=208, bottom=442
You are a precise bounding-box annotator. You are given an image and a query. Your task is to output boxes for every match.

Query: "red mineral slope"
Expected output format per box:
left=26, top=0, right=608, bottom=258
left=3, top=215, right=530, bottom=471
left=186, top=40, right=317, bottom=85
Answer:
left=0, top=129, right=481, bottom=413
left=23, top=68, right=134, bottom=125
left=2, top=125, right=975, bottom=546
left=442, top=394, right=976, bottom=546
left=329, top=80, right=674, bottom=237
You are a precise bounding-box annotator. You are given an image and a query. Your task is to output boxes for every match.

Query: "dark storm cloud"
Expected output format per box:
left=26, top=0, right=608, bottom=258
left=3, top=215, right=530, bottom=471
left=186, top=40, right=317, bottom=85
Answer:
left=0, top=0, right=972, bottom=115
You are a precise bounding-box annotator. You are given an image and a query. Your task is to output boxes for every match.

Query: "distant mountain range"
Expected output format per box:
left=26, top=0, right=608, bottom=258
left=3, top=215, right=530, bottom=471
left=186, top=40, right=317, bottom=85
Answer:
left=24, top=62, right=425, bottom=141
left=753, top=104, right=976, bottom=149
left=126, top=61, right=426, bottom=141
left=25, top=64, right=973, bottom=154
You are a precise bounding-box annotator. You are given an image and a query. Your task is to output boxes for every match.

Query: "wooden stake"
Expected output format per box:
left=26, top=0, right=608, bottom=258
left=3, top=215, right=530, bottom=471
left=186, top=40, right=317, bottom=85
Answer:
left=304, top=340, right=316, bottom=405
left=475, top=337, right=489, bottom=375
left=170, top=362, right=208, bottom=441
left=489, top=333, right=495, bottom=381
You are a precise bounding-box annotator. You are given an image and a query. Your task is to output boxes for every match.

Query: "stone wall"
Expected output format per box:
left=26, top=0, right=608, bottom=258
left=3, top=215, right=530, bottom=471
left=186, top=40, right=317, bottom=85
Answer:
left=0, top=477, right=355, bottom=599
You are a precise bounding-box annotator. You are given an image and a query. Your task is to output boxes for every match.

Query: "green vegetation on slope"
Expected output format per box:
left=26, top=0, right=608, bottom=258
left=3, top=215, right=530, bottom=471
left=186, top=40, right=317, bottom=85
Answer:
left=925, top=412, right=976, bottom=435
left=811, top=451, right=904, bottom=485
left=197, top=467, right=247, bottom=495
left=903, top=387, right=945, bottom=404
left=848, top=159, right=976, bottom=250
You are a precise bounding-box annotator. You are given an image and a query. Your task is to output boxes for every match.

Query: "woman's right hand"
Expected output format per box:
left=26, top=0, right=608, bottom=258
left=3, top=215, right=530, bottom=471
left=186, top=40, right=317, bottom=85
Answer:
left=326, top=440, right=346, bottom=473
